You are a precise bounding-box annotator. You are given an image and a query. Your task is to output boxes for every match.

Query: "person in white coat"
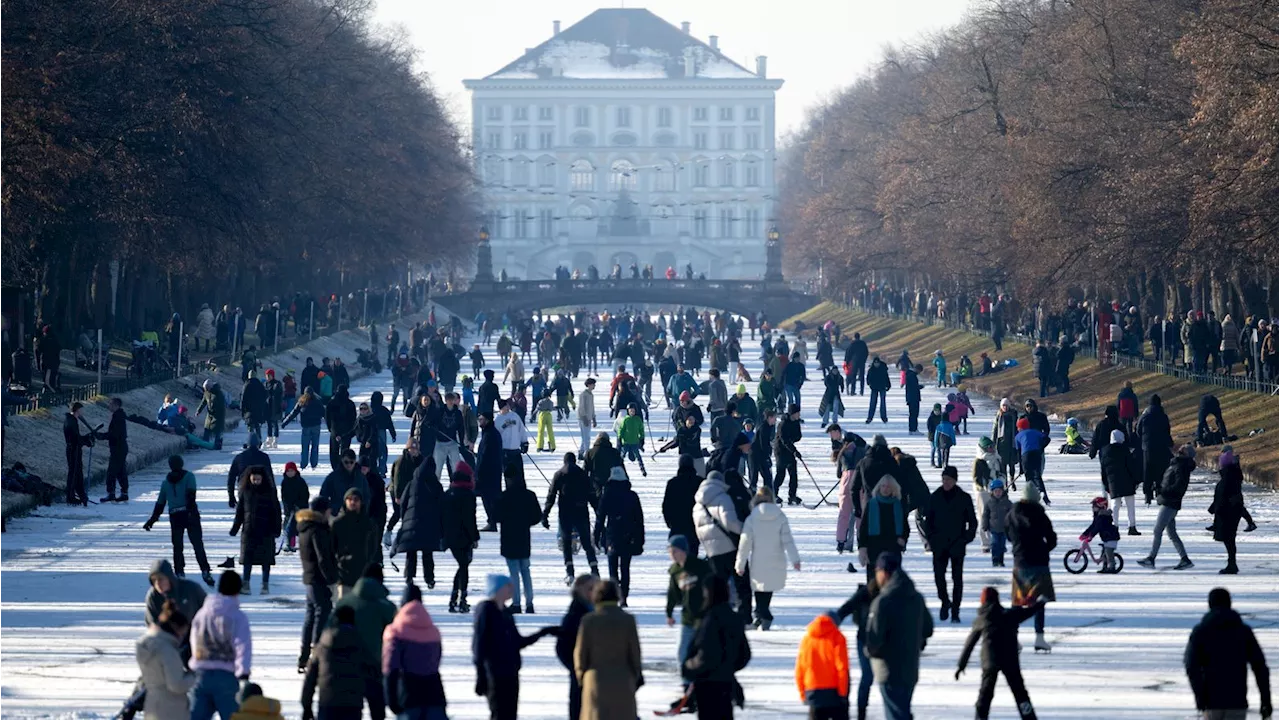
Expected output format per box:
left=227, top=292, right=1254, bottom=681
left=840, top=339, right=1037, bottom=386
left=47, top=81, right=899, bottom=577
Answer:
left=692, top=470, right=745, bottom=592
left=734, top=487, right=801, bottom=631
left=194, top=303, right=217, bottom=353
left=577, top=379, right=597, bottom=456
left=503, top=353, right=525, bottom=395
left=135, top=600, right=196, bottom=720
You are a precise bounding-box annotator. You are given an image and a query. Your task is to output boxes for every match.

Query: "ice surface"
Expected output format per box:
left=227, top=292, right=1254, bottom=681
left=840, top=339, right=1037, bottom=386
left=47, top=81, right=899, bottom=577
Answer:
left=3, top=320, right=1277, bottom=719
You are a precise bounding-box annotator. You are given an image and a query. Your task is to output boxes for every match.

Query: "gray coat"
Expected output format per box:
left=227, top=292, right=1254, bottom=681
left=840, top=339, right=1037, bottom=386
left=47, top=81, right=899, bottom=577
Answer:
left=981, top=493, right=1014, bottom=535
left=865, top=570, right=933, bottom=686
left=700, top=378, right=728, bottom=414
left=136, top=627, right=195, bottom=720
left=692, top=473, right=742, bottom=557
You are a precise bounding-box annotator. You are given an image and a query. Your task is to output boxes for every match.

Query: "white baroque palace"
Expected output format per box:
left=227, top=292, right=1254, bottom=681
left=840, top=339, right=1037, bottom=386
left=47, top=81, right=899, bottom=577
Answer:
left=463, top=8, right=783, bottom=280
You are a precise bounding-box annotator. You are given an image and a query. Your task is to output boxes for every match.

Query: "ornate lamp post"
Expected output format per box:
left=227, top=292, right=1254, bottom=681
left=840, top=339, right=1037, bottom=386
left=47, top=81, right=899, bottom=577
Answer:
left=765, top=226, right=784, bottom=283
left=473, top=225, right=494, bottom=284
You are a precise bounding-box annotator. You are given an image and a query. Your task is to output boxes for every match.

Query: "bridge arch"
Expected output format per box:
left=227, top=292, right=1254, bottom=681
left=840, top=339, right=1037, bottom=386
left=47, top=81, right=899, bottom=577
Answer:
left=438, top=279, right=818, bottom=320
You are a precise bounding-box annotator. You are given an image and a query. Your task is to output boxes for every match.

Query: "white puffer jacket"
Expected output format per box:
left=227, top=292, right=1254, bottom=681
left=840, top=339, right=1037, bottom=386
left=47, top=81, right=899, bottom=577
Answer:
left=135, top=627, right=195, bottom=720
left=692, top=473, right=742, bottom=558
left=735, top=501, right=800, bottom=591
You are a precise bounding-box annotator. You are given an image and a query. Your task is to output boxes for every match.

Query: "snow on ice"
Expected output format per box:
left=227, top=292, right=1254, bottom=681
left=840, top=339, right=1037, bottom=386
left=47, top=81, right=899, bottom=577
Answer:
left=2, top=317, right=1276, bottom=719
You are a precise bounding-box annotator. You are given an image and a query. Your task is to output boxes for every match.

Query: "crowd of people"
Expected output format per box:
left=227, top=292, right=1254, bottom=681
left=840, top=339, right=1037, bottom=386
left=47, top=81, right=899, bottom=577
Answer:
left=31, top=304, right=1271, bottom=720
left=842, top=284, right=1280, bottom=384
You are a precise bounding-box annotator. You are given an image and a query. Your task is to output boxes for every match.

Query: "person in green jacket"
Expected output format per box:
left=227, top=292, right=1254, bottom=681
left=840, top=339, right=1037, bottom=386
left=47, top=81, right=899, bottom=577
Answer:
left=665, top=534, right=714, bottom=710
left=143, top=456, right=214, bottom=586
left=195, top=379, right=226, bottom=449
left=614, top=403, right=648, bottom=477
left=331, top=564, right=396, bottom=717
left=756, top=369, right=778, bottom=417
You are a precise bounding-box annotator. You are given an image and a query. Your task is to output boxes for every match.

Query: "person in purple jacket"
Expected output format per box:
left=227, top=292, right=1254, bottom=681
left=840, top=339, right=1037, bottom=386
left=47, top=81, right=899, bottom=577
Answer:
left=189, top=571, right=252, bottom=720
left=382, top=584, right=448, bottom=719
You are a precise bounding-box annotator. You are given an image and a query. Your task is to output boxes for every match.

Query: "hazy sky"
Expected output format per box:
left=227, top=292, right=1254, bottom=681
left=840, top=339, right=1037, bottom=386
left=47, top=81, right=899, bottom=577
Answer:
left=371, top=0, right=975, bottom=138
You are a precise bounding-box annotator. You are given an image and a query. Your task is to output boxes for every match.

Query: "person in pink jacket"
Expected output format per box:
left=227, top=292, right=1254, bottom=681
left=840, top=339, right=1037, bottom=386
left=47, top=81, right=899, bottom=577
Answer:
left=830, top=426, right=867, bottom=553
left=383, top=584, right=447, bottom=718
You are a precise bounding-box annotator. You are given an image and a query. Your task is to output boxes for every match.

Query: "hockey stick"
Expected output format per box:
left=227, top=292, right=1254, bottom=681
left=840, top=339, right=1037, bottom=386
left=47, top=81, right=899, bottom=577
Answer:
left=804, top=477, right=842, bottom=510
left=788, top=441, right=836, bottom=506
left=655, top=683, right=695, bottom=717
left=525, top=451, right=552, bottom=486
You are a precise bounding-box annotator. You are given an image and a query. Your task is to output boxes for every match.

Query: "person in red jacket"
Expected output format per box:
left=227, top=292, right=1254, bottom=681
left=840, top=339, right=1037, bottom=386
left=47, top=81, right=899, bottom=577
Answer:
left=795, top=611, right=850, bottom=720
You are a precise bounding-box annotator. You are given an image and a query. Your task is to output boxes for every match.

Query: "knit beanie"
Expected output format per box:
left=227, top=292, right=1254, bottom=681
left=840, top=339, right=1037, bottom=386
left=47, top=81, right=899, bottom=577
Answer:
left=486, top=574, right=512, bottom=597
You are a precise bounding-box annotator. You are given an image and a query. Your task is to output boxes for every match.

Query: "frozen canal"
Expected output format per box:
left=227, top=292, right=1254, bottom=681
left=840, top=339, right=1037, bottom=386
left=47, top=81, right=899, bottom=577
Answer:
left=3, top=318, right=1277, bottom=718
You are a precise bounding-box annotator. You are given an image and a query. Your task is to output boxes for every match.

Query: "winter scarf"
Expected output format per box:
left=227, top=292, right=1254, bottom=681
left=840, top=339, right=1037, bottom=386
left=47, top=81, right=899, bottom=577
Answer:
left=867, top=494, right=903, bottom=536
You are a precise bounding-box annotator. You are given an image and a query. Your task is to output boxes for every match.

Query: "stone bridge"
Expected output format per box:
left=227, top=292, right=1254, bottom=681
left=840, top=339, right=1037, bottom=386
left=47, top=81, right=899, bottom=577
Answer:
left=436, top=278, right=819, bottom=321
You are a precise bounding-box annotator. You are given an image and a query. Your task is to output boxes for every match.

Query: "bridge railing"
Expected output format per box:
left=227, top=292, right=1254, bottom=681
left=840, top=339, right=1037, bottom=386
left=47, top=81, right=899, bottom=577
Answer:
left=479, top=278, right=777, bottom=294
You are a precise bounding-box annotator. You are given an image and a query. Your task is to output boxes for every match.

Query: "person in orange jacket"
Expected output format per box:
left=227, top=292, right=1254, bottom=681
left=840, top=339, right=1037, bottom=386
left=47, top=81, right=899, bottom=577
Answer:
left=795, top=611, right=851, bottom=720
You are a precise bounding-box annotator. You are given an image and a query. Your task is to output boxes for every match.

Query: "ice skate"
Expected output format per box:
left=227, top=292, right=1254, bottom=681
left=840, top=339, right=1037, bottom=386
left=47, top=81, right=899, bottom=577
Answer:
left=1033, top=633, right=1051, bottom=653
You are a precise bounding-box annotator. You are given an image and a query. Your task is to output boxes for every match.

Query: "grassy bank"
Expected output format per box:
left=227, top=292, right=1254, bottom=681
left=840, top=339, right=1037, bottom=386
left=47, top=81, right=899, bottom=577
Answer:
left=783, top=302, right=1278, bottom=489
left=1, top=312, right=430, bottom=520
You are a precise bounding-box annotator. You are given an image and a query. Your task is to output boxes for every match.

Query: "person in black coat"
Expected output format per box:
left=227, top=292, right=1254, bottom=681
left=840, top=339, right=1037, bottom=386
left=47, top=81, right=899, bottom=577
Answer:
left=904, top=364, right=925, bottom=433
left=1196, top=393, right=1229, bottom=445
left=955, top=587, right=1042, bottom=720
left=1055, top=339, right=1075, bottom=392
left=1210, top=451, right=1251, bottom=575
left=1100, top=433, right=1141, bottom=534
left=851, top=437, right=899, bottom=518
left=441, top=465, right=480, bottom=612
left=358, top=459, right=387, bottom=557
left=1088, top=404, right=1125, bottom=467
left=922, top=466, right=978, bottom=623
left=297, top=496, right=337, bottom=670
left=594, top=467, right=645, bottom=606
left=772, top=405, right=803, bottom=503
left=478, top=370, right=501, bottom=418
left=1139, top=445, right=1195, bottom=569
left=394, top=456, right=443, bottom=588
left=748, top=411, right=775, bottom=493
left=99, top=398, right=130, bottom=502
left=1184, top=588, right=1272, bottom=718
left=683, top=576, right=751, bottom=718
left=498, top=470, right=543, bottom=613
left=556, top=575, right=599, bottom=720
left=892, top=448, right=933, bottom=515
left=471, top=575, right=557, bottom=720
left=1006, top=486, right=1057, bottom=646
left=240, top=371, right=268, bottom=438
left=865, top=357, right=891, bottom=424
left=475, top=413, right=504, bottom=531
left=326, top=386, right=358, bottom=470
left=229, top=465, right=281, bottom=594
left=662, top=455, right=702, bottom=558
left=226, top=432, right=274, bottom=508
left=845, top=332, right=869, bottom=396
left=543, top=452, right=601, bottom=581
left=63, top=403, right=94, bottom=506
left=1136, top=394, right=1172, bottom=504
left=367, top=391, right=398, bottom=475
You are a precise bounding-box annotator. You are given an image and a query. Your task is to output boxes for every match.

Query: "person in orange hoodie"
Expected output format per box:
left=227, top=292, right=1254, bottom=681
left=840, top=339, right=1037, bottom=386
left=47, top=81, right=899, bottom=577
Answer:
left=796, top=611, right=851, bottom=720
